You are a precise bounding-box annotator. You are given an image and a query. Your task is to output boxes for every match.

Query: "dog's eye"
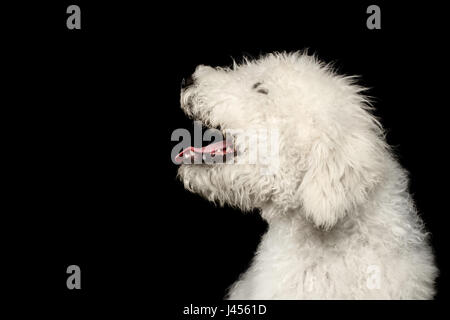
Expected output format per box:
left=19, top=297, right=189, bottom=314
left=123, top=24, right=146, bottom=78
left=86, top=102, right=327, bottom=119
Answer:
left=252, top=82, right=262, bottom=89
left=252, top=82, right=269, bottom=95
left=256, top=88, right=268, bottom=94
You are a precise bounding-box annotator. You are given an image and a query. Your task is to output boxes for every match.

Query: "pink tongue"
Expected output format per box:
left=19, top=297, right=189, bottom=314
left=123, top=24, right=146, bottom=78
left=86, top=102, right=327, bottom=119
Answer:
left=175, top=140, right=232, bottom=163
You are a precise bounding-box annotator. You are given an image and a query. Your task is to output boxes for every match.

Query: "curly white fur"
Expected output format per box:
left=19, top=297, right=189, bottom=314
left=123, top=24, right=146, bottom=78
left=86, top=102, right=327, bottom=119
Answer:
left=177, top=52, right=437, bottom=299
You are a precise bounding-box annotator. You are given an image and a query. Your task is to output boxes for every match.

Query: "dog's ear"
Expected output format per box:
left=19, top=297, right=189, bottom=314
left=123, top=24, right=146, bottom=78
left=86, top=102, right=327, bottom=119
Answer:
left=296, top=121, right=387, bottom=230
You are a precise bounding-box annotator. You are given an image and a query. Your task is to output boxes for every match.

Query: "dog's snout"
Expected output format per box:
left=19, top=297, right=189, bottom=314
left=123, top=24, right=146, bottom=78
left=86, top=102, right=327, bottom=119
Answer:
left=181, top=75, right=194, bottom=89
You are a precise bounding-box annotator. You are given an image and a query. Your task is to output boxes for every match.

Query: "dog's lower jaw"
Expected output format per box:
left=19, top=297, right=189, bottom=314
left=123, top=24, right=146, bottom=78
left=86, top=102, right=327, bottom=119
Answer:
left=226, top=203, right=437, bottom=300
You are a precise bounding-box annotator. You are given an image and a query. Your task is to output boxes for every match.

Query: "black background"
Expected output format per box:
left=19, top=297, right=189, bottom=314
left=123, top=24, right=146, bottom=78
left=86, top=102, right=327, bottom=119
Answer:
left=6, top=0, right=448, bottom=317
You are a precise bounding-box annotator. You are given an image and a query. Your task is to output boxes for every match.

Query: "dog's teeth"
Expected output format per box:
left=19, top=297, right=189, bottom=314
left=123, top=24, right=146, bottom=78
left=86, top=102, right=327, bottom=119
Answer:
left=184, top=150, right=193, bottom=158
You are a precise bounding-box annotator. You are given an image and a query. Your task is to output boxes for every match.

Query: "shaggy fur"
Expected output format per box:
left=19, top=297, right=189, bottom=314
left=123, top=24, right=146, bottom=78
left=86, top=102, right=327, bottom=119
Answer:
left=177, top=52, right=437, bottom=299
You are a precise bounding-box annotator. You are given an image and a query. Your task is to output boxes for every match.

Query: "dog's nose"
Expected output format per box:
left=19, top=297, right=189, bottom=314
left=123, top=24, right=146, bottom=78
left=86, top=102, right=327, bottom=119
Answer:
left=181, top=75, right=194, bottom=89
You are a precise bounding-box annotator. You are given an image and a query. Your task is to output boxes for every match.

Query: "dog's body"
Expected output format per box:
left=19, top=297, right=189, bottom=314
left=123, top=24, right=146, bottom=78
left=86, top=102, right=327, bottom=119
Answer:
left=177, top=52, right=437, bottom=299
left=226, top=159, right=436, bottom=299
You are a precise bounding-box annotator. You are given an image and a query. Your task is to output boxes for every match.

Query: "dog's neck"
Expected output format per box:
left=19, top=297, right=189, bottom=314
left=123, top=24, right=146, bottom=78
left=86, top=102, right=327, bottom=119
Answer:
left=259, top=202, right=357, bottom=245
left=260, top=202, right=313, bottom=231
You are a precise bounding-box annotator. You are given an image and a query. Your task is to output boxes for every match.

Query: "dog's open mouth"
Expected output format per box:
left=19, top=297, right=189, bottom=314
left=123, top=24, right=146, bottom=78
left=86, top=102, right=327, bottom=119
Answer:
left=175, top=139, right=236, bottom=164
left=177, top=92, right=238, bottom=164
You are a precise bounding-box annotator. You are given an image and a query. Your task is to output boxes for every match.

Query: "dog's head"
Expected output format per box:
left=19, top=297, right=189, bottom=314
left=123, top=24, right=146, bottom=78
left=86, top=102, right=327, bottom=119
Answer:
left=177, top=52, right=388, bottom=229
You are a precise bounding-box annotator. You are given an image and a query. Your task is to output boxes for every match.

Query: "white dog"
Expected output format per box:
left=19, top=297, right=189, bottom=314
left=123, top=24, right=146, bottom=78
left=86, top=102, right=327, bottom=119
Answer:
left=177, top=52, right=437, bottom=299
